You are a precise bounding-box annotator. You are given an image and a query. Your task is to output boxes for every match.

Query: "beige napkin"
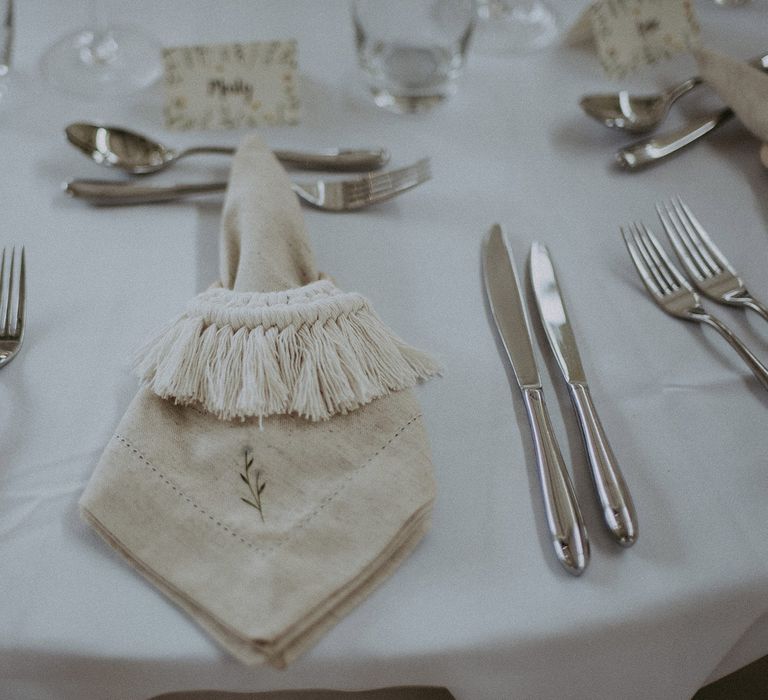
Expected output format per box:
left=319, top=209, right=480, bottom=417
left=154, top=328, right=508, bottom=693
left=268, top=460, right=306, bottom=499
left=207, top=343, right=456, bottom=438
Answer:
left=150, top=688, right=456, bottom=700
left=80, top=134, right=439, bottom=668
left=695, top=47, right=768, bottom=142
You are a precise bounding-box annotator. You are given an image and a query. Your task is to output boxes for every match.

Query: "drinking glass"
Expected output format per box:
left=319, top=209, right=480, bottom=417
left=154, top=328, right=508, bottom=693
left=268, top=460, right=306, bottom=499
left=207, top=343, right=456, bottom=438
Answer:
left=351, top=0, right=476, bottom=113
left=40, top=0, right=162, bottom=98
left=474, top=0, right=560, bottom=54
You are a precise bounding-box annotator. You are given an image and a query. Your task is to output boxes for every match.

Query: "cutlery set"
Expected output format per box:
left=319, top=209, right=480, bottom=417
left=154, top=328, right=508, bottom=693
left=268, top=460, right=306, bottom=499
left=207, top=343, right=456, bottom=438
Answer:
left=0, top=246, right=25, bottom=369
left=66, top=159, right=432, bottom=209
left=63, top=122, right=430, bottom=210
left=622, top=198, right=768, bottom=389
left=580, top=53, right=768, bottom=169
left=484, top=225, right=637, bottom=576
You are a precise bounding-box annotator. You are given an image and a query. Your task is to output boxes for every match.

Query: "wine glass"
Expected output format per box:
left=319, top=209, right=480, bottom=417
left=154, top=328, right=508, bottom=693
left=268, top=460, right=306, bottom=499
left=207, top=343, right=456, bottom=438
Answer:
left=40, top=0, right=162, bottom=98
left=473, top=0, right=560, bottom=54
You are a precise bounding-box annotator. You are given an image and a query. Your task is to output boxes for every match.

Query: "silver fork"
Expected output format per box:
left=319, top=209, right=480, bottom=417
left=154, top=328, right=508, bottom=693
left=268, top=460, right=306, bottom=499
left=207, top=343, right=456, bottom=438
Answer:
left=656, top=197, right=768, bottom=322
left=621, top=222, right=768, bottom=391
left=0, top=246, right=25, bottom=368
left=63, top=159, right=432, bottom=210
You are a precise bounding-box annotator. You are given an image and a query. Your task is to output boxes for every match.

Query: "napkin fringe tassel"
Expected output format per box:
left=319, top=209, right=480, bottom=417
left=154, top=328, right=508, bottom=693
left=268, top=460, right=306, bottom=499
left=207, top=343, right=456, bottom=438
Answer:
left=133, top=297, right=440, bottom=422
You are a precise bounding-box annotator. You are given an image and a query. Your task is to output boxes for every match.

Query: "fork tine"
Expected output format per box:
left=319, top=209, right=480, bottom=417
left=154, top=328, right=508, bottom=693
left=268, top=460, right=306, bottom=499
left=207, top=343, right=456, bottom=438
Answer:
left=674, top=197, right=734, bottom=274
left=657, top=200, right=709, bottom=281
left=670, top=198, right=718, bottom=275
left=16, top=246, right=25, bottom=335
left=4, top=247, right=15, bottom=335
left=345, top=159, right=430, bottom=197
left=621, top=225, right=665, bottom=298
left=0, top=248, right=5, bottom=335
left=361, top=171, right=431, bottom=207
left=345, top=159, right=431, bottom=206
left=350, top=159, right=429, bottom=189
left=632, top=223, right=675, bottom=293
left=640, top=222, right=694, bottom=290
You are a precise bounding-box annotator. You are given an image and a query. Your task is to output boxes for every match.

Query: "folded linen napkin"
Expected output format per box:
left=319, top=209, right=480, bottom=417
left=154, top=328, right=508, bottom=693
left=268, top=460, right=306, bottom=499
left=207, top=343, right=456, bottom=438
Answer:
left=695, top=47, right=768, bottom=142
left=80, top=134, right=440, bottom=668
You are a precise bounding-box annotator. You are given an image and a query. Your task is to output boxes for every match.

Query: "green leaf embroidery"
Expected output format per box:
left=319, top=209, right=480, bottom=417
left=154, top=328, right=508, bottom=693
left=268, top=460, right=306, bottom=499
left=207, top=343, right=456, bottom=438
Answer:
left=239, top=449, right=266, bottom=522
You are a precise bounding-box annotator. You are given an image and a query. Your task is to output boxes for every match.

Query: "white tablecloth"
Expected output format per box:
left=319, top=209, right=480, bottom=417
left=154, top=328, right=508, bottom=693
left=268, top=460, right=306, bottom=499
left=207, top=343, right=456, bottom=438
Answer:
left=3, top=2, right=768, bottom=698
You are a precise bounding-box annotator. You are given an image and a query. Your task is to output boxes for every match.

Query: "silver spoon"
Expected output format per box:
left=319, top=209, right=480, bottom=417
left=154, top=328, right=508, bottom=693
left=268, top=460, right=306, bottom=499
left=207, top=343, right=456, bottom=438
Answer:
left=580, top=77, right=701, bottom=134
left=65, top=122, right=390, bottom=175
left=581, top=52, right=768, bottom=134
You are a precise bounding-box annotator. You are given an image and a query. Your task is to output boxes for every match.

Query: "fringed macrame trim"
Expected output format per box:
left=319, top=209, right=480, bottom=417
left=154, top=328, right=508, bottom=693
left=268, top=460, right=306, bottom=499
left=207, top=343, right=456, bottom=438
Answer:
left=133, top=280, right=441, bottom=421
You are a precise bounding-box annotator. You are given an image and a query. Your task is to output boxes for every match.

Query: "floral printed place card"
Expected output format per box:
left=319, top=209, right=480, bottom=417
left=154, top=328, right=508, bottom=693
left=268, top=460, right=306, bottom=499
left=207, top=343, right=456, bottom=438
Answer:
left=589, top=0, right=700, bottom=78
left=163, top=40, right=300, bottom=131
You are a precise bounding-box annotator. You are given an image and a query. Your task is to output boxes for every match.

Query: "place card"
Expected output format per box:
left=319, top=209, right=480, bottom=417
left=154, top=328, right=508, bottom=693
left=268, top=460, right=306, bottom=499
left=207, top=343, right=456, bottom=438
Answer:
left=163, top=39, right=300, bottom=131
left=566, top=0, right=700, bottom=78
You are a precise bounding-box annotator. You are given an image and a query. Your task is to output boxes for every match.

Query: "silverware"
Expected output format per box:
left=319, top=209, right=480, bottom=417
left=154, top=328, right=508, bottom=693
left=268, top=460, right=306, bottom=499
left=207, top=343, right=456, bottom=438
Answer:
left=580, top=76, right=702, bottom=134
left=657, top=197, right=768, bottom=321
left=483, top=225, right=589, bottom=576
left=529, top=242, right=637, bottom=547
left=582, top=53, right=768, bottom=135
left=1, top=0, right=12, bottom=77
left=615, top=108, right=733, bottom=169
left=0, top=246, right=25, bottom=368
left=65, top=122, right=391, bottom=175
left=64, top=159, right=431, bottom=210
left=621, top=222, right=768, bottom=390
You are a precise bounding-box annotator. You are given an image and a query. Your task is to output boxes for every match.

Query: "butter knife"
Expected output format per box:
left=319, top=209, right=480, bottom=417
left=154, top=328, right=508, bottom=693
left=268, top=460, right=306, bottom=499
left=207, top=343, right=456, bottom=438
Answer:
left=529, top=242, right=638, bottom=547
left=483, top=225, right=589, bottom=576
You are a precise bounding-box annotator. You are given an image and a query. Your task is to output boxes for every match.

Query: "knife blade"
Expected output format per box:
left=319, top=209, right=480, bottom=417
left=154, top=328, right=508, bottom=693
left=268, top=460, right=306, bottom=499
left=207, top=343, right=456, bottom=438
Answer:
left=482, top=225, right=589, bottom=576
left=529, top=241, right=638, bottom=547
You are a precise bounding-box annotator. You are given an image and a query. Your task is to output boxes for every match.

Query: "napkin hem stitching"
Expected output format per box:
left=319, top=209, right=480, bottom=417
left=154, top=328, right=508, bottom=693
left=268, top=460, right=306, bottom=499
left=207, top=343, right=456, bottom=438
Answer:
left=112, top=413, right=421, bottom=555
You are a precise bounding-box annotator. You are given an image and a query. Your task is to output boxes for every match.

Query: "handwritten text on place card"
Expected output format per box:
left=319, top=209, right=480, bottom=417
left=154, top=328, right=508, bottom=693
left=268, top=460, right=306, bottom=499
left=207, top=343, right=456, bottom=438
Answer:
left=590, top=0, right=700, bottom=79
left=163, top=40, right=300, bottom=131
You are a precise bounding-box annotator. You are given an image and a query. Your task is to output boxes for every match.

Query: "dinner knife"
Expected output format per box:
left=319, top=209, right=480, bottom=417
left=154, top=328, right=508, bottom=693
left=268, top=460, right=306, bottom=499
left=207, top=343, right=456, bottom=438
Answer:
left=529, top=241, right=638, bottom=547
left=482, top=225, right=589, bottom=576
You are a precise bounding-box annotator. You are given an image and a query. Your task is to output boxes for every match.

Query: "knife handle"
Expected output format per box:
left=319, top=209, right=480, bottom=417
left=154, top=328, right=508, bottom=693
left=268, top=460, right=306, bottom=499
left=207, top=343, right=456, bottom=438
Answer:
left=568, top=383, right=638, bottom=547
left=522, top=387, right=590, bottom=576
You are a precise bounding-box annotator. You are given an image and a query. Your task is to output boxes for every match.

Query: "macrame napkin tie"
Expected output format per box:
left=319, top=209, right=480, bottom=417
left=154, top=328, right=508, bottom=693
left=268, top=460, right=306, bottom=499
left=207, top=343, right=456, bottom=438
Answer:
left=80, top=133, right=439, bottom=668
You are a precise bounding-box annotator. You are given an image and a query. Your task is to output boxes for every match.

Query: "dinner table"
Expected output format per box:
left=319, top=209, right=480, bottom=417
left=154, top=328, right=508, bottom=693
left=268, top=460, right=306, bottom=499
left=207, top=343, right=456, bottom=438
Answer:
left=3, top=1, right=768, bottom=698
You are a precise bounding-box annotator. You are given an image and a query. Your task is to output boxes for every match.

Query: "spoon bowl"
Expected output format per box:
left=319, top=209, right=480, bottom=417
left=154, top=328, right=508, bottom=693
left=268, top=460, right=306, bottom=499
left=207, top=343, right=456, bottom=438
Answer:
left=580, top=91, right=675, bottom=134
left=64, top=122, right=391, bottom=175
left=581, top=53, right=768, bottom=134
left=66, top=123, right=176, bottom=174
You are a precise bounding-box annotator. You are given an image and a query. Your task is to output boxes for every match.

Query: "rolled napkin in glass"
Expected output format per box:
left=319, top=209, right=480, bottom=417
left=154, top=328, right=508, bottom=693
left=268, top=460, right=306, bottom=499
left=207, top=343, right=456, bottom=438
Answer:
left=79, top=133, right=440, bottom=668
left=694, top=47, right=768, bottom=141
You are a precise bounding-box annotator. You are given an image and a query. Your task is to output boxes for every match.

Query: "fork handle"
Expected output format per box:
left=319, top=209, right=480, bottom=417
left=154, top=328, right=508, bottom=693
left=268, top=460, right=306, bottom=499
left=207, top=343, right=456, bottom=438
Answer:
left=738, top=297, right=768, bottom=323
left=568, top=383, right=638, bottom=547
left=64, top=179, right=228, bottom=205
left=64, top=179, right=318, bottom=207
left=522, top=387, right=590, bottom=576
left=699, top=312, right=768, bottom=390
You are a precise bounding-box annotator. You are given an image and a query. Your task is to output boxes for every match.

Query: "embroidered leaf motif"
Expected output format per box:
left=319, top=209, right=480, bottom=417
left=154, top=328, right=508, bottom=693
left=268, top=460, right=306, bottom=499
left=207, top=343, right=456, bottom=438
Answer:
left=239, top=449, right=266, bottom=522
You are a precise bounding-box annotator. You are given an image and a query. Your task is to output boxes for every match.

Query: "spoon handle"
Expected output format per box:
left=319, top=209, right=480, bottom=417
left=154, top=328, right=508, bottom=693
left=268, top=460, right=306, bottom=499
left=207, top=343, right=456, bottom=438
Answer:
left=179, top=146, right=390, bottom=171
left=615, top=108, right=733, bottom=169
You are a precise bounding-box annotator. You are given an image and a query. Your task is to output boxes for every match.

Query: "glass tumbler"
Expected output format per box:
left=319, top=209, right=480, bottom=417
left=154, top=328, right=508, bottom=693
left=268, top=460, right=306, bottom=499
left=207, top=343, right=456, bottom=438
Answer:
left=352, top=0, right=476, bottom=113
